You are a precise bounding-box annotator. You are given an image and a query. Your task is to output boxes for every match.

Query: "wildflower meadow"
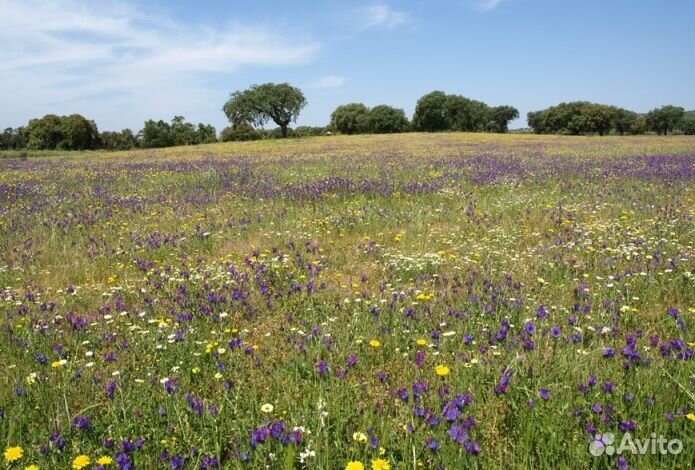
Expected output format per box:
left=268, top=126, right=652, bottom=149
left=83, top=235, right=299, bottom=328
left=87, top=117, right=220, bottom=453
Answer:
left=1, top=133, right=694, bottom=469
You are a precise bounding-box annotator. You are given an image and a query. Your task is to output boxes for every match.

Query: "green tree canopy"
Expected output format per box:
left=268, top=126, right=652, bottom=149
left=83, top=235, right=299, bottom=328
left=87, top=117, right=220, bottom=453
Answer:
left=412, top=91, right=448, bottom=132
left=487, top=106, right=519, bottom=133
left=223, top=83, right=306, bottom=138
left=645, top=105, right=685, bottom=135
left=330, top=103, right=370, bottom=135
left=612, top=108, right=638, bottom=135
left=366, top=105, right=409, bottom=134
left=680, top=118, right=695, bottom=135
left=527, top=101, right=637, bottom=135
left=413, top=91, right=515, bottom=133
left=139, top=117, right=216, bottom=148
left=444, top=95, right=489, bottom=132
left=99, top=129, right=138, bottom=151
left=170, top=115, right=197, bottom=146
left=0, top=127, right=26, bottom=150
left=140, top=119, right=174, bottom=148
left=23, top=114, right=99, bottom=150
left=576, top=104, right=618, bottom=136
left=196, top=123, right=218, bottom=144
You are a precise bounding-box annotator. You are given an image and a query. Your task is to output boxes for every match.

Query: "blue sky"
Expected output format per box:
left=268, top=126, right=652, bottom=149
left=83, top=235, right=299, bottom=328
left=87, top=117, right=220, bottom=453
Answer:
left=1, top=0, right=693, bottom=131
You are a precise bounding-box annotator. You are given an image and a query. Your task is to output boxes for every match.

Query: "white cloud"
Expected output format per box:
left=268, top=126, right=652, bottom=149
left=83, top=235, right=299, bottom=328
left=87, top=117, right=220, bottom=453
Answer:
left=360, top=3, right=412, bottom=30
left=311, top=75, right=347, bottom=89
left=0, top=0, right=320, bottom=130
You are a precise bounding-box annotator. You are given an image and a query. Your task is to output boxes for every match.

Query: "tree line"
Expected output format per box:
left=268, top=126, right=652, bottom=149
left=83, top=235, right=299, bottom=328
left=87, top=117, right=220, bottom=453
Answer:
left=0, top=114, right=218, bottom=152
left=527, top=102, right=694, bottom=136
left=221, top=85, right=520, bottom=139
left=2, top=83, right=693, bottom=151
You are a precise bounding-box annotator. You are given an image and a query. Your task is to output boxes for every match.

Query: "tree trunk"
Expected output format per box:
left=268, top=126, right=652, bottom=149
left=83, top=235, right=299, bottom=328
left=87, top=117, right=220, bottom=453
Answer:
left=281, top=125, right=288, bottom=138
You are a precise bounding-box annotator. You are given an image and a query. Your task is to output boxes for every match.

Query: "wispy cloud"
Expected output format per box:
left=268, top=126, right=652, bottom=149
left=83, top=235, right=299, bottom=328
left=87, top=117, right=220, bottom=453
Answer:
left=310, top=75, right=347, bottom=89
left=477, top=0, right=507, bottom=11
left=0, top=0, right=320, bottom=130
left=359, top=3, right=412, bottom=30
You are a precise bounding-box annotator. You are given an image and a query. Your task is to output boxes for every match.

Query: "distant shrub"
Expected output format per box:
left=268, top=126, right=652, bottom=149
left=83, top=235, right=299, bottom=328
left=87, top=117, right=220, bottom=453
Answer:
left=220, top=124, right=262, bottom=142
left=267, top=127, right=295, bottom=139
left=680, top=118, right=695, bottom=135
left=293, top=126, right=327, bottom=137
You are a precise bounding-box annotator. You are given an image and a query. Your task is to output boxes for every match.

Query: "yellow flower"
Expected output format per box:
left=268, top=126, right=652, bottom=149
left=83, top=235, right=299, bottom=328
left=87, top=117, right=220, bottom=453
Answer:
left=352, top=431, right=368, bottom=443
left=96, top=456, right=113, bottom=465
left=687, top=413, right=695, bottom=422
left=25, top=465, right=40, bottom=470
left=51, top=359, right=67, bottom=368
left=369, top=340, right=381, bottom=348
left=416, top=339, right=427, bottom=346
left=260, top=403, right=274, bottom=413
left=346, top=462, right=365, bottom=470
left=72, top=455, right=90, bottom=469
left=371, top=458, right=391, bottom=470
left=435, top=365, right=450, bottom=376
left=4, top=446, right=23, bottom=463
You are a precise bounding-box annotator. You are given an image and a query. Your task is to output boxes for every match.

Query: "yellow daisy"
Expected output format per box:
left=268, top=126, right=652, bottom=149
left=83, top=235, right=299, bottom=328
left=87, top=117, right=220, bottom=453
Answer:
left=4, top=446, right=23, bottom=463
left=371, top=458, right=391, bottom=470
left=434, top=365, right=450, bottom=376
left=96, top=456, right=113, bottom=465
left=72, top=455, right=90, bottom=470
left=346, top=462, right=365, bottom=470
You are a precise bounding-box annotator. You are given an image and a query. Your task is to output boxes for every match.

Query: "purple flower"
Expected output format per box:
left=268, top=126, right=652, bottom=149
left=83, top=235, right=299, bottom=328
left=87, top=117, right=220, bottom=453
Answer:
left=250, top=426, right=269, bottom=449
left=448, top=424, right=468, bottom=445
left=199, top=455, right=219, bottom=469
left=50, top=432, right=66, bottom=451
left=442, top=401, right=461, bottom=421
left=538, top=388, right=550, bottom=401
left=269, top=420, right=285, bottom=439
left=524, top=322, right=536, bottom=335
left=414, top=350, right=425, bottom=368
left=395, top=388, right=409, bottom=402
left=170, top=456, right=185, bottom=469
left=616, top=456, right=629, bottom=470
left=115, top=452, right=133, bottom=470
left=412, top=381, right=428, bottom=399
left=73, top=415, right=90, bottom=430
left=619, top=420, right=636, bottom=432
left=425, top=437, right=440, bottom=452
left=464, top=440, right=481, bottom=455
left=106, top=380, right=117, bottom=400
left=494, top=368, right=512, bottom=395
left=316, top=360, right=329, bottom=376
left=603, top=347, right=615, bottom=358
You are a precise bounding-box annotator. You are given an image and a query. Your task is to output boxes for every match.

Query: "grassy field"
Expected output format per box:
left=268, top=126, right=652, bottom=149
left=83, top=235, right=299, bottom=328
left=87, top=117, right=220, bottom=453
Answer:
left=1, top=133, right=694, bottom=469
